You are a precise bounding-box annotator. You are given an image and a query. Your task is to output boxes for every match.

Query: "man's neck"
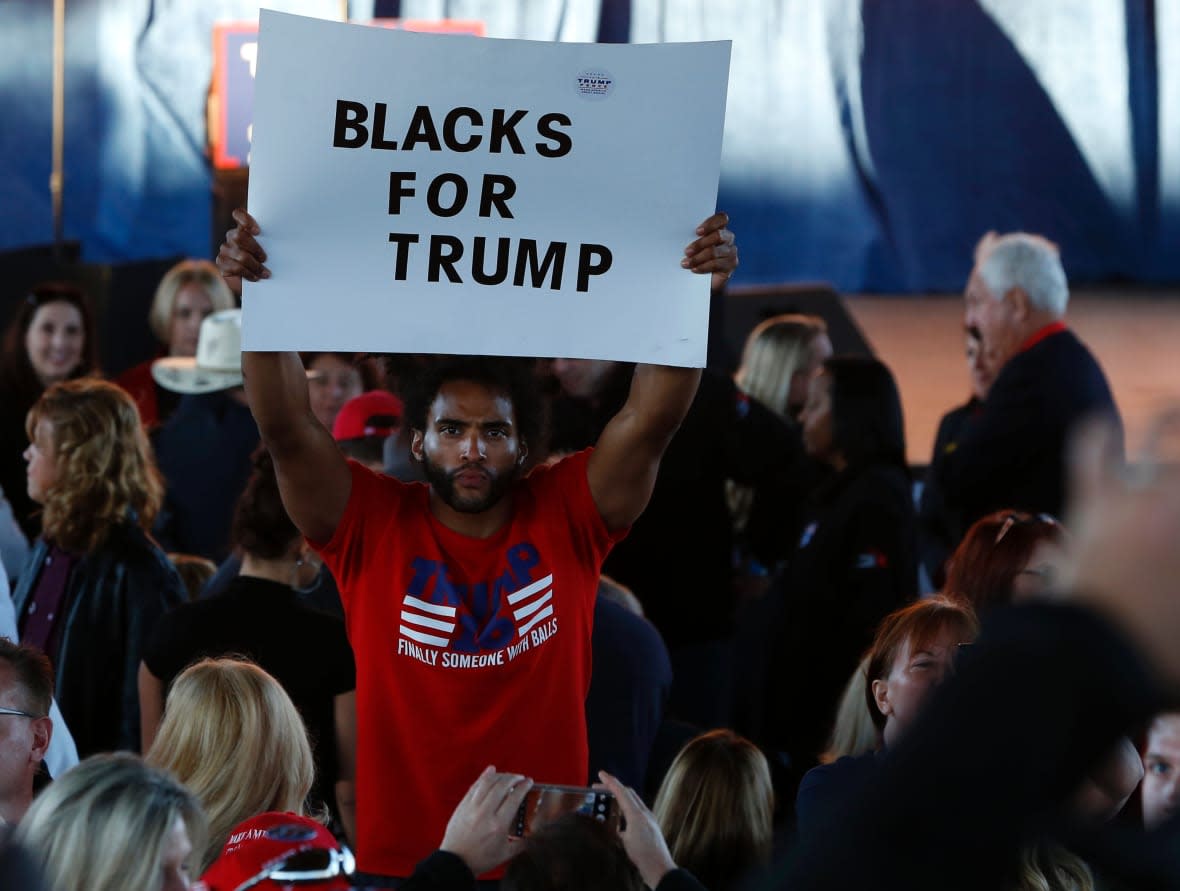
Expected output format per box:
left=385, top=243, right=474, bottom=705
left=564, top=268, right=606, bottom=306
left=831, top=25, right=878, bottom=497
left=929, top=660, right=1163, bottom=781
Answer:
left=998, top=313, right=1065, bottom=366
left=1018, top=315, right=1067, bottom=350
left=428, top=490, right=514, bottom=539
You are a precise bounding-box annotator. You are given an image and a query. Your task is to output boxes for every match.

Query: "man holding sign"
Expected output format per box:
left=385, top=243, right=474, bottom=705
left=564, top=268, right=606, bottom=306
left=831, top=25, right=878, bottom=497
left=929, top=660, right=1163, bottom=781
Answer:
left=217, top=208, right=735, bottom=880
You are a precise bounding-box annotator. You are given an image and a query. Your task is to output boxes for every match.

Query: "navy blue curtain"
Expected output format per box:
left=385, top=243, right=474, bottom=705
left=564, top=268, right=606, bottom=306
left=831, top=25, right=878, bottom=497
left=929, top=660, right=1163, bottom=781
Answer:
left=1, top=0, right=1175, bottom=291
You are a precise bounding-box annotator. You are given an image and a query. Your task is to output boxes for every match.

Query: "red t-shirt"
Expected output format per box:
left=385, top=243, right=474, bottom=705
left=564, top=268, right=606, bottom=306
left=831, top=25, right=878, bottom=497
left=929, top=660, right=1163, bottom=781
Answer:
left=312, top=449, right=624, bottom=877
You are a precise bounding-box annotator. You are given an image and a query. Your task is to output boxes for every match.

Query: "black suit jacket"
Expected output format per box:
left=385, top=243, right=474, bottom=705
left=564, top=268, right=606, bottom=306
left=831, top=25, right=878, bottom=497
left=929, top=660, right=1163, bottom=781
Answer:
left=934, top=327, right=1121, bottom=532
left=12, top=524, right=185, bottom=755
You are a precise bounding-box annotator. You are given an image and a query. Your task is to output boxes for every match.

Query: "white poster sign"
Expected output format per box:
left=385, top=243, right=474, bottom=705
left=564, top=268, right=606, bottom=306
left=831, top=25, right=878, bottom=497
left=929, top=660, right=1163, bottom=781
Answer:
left=242, top=10, right=730, bottom=366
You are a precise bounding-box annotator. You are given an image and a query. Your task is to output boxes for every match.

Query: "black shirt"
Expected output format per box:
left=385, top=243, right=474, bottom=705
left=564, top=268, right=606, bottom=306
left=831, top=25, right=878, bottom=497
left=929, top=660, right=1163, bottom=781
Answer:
left=143, top=574, right=356, bottom=813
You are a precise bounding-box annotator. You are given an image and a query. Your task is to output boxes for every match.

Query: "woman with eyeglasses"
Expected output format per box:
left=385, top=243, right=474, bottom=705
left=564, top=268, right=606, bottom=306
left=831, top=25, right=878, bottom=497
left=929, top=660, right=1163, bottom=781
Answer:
left=0, top=283, right=101, bottom=541
left=943, top=510, right=1067, bottom=610
left=945, top=510, right=1144, bottom=827
left=9, top=379, right=186, bottom=757
left=17, top=752, right=206, bottom=891
left=796, top=596, right=979, bottom=834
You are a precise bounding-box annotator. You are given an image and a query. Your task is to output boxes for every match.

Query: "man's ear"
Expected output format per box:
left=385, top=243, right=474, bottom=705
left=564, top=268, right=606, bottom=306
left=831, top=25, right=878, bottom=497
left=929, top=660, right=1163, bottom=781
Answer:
left=518, top=442, right=529, bottom=465
left=1006, top=286, right=1032, bottom=322
left=871, top=679, right=891, bottom=720
left=410, top=429, right=425, bottom=462
left=30, top=715, right=52, bottom=763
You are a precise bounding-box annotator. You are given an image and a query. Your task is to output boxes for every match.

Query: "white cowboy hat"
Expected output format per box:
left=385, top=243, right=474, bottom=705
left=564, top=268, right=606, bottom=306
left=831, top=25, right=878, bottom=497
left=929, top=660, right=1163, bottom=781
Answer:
left=152, top=309, right=245, bottom=395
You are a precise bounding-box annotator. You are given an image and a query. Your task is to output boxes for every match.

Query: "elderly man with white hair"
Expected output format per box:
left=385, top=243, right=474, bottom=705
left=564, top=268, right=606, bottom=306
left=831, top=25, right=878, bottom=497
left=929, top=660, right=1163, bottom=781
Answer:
left=930, top=231, right=1121, bottom=538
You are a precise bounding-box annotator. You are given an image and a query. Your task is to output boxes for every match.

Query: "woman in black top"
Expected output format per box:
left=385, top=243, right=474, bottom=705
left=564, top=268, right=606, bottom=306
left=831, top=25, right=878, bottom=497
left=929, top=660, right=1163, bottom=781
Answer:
left=138, top=449, right=357, bottom=838
left=757, top=357, right=918, bottom=789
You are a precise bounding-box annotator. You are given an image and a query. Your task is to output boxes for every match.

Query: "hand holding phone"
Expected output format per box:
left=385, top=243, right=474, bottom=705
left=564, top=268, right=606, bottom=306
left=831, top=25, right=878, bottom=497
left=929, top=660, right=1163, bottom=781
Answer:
left=440, top=766, right=533, bottom=876
left=596, top=770, right=678, bottom=889
left=510, top=783, right=620, bottom=837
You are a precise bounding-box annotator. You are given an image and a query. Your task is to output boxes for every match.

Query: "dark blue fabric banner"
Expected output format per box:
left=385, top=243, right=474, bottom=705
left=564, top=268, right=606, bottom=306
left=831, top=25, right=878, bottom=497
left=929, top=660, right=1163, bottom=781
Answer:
left=1, top=0, right=1175, bottom=292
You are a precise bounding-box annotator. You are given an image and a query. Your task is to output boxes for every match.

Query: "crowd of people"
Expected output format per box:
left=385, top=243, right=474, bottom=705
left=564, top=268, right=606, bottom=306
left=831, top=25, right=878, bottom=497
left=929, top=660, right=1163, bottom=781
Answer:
left=0, top=205, right=1178, bottom=891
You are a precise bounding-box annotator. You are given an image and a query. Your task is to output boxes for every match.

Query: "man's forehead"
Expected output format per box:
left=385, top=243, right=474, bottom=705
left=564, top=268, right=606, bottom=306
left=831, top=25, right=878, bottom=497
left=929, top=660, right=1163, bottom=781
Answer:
left=431, top=380, right=515, bottom=422
left=964, top=269, right=991, bottom=300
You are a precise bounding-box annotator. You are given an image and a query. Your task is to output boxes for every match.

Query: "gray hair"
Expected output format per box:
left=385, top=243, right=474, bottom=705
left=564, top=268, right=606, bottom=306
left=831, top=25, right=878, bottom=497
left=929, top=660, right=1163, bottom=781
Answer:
left=973, top=232, right=1069, bottom=316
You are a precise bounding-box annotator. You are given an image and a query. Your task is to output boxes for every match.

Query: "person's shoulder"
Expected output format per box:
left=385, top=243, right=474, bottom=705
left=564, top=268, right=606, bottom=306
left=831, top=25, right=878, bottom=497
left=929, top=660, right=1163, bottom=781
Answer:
left=291, top=597, right=348, bottom=634
left=348, top=458, right=423, bottom=506
left=799, top=752, right=880, bottom=799
left=523, top=449, right=593, bottom=492
left=594, top=597, right=669, bottom=660
left=94, top=525, right=184, bottom=591
left=98, top=523, right=170, bottom=563
left=847, top=463, right=912, bottom=506
left=934, top=400, right=975, bottom=442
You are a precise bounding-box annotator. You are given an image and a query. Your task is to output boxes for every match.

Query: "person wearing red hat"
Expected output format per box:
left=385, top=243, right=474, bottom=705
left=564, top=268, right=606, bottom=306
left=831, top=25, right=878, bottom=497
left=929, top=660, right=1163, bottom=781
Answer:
left=332, top=390, right=404, bottom=473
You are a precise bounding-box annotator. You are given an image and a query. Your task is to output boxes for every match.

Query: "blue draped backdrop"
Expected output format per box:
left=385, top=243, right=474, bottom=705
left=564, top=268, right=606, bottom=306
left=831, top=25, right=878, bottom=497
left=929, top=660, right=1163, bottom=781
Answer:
left=1, top=0, right=1176, bottom=292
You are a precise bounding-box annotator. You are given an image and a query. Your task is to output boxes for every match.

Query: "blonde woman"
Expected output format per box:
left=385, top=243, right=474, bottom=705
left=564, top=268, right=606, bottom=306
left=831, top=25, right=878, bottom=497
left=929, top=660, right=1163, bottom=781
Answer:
left=652, top=729, right=774, bottom=891
left=10, top=379, right=186, bottom=756
left=17, top=752, right=205, bottom=891
left=728, top=314, right=830, bottom=566
left=734, top=314, right=832, bottom=423
left=115, top=259, right=237, bottom=427
left=818, top=656, right=879, bottom=765
left=146, top=658, right=316, bottom=872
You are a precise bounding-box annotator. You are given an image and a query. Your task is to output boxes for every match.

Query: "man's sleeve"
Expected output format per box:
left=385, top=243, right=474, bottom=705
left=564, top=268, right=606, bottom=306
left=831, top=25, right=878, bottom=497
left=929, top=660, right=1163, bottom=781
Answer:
left=536, top=450, right=628, bottom=568
left=310, top=461, right=397, bottom=610
left=933, top=366, right=1048, bottom=521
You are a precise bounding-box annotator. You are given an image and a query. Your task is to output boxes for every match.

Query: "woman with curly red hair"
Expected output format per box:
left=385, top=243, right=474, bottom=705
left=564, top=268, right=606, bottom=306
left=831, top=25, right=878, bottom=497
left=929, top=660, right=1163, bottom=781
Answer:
left=10, top=378, right=185, bottom=755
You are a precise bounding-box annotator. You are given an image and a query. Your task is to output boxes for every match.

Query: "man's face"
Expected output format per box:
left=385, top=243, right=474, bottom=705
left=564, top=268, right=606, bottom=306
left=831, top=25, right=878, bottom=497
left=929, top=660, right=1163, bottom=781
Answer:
left=550, top=359, right=618, bottom=401
left=0, top=661, right=49, bottom=820
left=1142, top=714, right=1180, bottom=829
left=964, top=269, right=1023, bottom=369
left=413, top=380, right=524, bottom=514
left=965, top=332, right=999, bottom=401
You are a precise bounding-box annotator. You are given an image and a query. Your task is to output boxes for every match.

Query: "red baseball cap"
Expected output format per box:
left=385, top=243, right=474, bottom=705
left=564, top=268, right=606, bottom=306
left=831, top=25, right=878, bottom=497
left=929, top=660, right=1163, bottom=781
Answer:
left=199, top=812, right=352, bottom=891
left=331, top=390, right=404, bottom=442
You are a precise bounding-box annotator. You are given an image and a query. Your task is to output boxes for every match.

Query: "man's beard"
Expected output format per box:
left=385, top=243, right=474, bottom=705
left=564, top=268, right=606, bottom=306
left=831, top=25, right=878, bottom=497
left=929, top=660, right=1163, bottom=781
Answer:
left=421, top=454, right=520, bottom=514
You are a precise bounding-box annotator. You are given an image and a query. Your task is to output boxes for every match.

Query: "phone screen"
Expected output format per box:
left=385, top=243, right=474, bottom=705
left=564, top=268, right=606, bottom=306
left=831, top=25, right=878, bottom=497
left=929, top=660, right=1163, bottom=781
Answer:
left=511, top=784, right=619, bottom=837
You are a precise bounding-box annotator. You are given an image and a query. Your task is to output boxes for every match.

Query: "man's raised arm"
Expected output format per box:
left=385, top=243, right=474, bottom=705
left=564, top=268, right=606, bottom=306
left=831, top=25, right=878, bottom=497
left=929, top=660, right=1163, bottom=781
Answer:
left=217, top=209, right=352, bottom=544
left=587, top=212, right=736, bottom=532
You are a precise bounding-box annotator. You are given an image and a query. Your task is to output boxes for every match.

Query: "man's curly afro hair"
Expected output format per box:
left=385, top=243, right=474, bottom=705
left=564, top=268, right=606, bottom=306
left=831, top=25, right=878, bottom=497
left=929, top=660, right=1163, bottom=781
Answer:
left=398, top=355, right=548, bottom=453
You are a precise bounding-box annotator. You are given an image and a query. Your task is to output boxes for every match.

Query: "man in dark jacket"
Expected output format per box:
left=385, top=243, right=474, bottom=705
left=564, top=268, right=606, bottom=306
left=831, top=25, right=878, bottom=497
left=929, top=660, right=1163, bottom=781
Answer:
left=932, top=231, right=1121, bottom=538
